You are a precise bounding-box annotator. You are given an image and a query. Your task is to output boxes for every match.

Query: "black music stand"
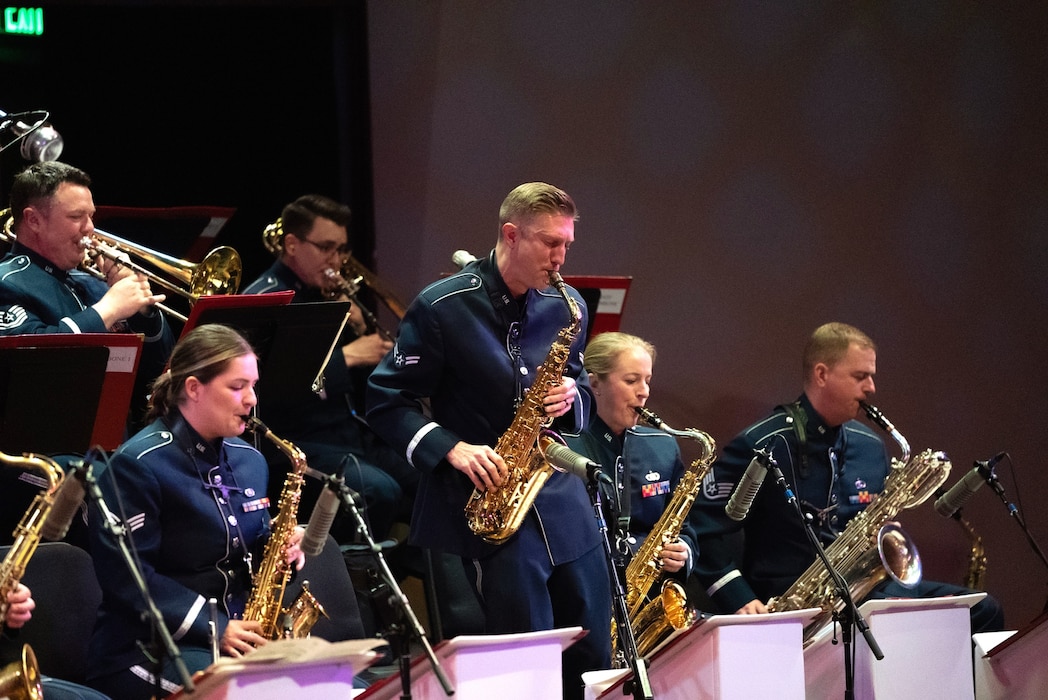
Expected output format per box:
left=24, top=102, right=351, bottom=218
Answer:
left=0, top=339, right=114, bottom=548
left=0, top=344, right=107, bottom=455
left=180, top=293, right=352, bottom=404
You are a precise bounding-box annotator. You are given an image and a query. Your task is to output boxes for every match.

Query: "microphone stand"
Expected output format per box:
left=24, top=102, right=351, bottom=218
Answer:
left=590, top=475, right=652, bottom=700
left=982, top=467, right=1048, bottom=573
left=78, top=461, right=195, bottom=695
left=765, top=454, right=882, bottom=700
left=322, top=475, right=453, bottom=699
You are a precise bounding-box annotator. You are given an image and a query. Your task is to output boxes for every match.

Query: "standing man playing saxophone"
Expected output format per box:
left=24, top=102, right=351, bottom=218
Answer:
left=367, top=183, right=611, bottom=700
left=688, top=322, right=1004, bottom=633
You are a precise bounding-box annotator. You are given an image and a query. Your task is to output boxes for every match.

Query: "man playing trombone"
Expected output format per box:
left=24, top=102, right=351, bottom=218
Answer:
left=0, top=161, right=174, bottom=426
left=243, top=194, right=414, bottom=544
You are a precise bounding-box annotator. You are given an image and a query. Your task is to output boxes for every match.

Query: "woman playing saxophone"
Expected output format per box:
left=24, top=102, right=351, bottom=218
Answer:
left=86, top=325, right=306, bottom=700
left=563, top=333, right=711, bottom=658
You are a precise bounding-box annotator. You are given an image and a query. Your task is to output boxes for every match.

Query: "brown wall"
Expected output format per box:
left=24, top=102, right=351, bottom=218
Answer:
left=366, top=1, right=1048, bottom=630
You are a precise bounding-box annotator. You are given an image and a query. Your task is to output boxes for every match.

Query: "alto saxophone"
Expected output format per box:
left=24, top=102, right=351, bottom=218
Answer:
left=242, top=417, right=328, bottom=639
left=0, top=451, right=64, bottom=700
left=766, top=402, right=951, bottom=645
left=464, top=271, right=583, bottom=544
left=619, top=407, right=716, bottom=659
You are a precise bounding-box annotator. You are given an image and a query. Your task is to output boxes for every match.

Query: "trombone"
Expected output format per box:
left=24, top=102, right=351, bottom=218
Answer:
left=2, top=208, right=242, bottom=322
left=263, top=216, right=404, bottom=335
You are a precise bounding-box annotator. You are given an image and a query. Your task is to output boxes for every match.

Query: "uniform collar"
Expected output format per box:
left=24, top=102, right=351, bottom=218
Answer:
left=164, top=409, right=224, bottom=464
left=798, top=393, right=840, bottom=443
left=12, top=242, right=70, bottom=281
left=271, top=258, right=334, bottom=302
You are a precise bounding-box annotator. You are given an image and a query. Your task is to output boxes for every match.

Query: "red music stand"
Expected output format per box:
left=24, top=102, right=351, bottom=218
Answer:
left=0, top=332, right=143, bottom=452
left=561, top=275, right=632, bottom=336
left=93, top=205, right=236, bottom=262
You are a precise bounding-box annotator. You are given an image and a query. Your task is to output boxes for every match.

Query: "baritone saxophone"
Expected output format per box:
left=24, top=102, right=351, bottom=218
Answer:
left=242, top=417, right=328, bottom=639
left=464, top=271, right=583, bottom=544
left=766, top=402, right=950, bottom=645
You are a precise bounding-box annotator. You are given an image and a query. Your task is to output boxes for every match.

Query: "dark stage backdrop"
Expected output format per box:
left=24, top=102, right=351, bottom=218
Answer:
left=2, top=1, right=1046, bottom=631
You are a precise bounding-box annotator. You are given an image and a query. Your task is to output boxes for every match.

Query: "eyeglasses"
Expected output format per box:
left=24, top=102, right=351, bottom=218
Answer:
left=301, top=238, right=351, bottom=256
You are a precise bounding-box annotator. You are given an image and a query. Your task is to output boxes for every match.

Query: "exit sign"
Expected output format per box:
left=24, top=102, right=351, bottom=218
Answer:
left=3, top=7, right=43, bottom=35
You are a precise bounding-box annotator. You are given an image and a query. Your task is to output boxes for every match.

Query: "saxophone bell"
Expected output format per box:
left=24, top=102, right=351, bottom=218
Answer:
left=241, top=419, right=329, bottom=639
left=0, top=644, right=42, bottom=700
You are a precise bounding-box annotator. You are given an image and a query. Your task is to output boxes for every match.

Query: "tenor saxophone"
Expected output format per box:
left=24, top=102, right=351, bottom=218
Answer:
left=766, top=402, right=951, bottom=645
left=242, top=417, right=328, bottom=639
left=0, top=451, right=64, bottom=700
left=464, top=271, right=583, bottom=544
left=618, top=408, right=715, bottom=659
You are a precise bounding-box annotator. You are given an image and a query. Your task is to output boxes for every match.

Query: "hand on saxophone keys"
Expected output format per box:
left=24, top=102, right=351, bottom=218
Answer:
left=220, top=619, right=269, bottom=658
left=657, top=540, right=689, bottom=574
left=542, top=377, right=577, bottom=417
left=448, top=442, right=508, bottom=492
left=3, top=582, right=35, bottom=629
left=284, top=525, right=306, bottom=572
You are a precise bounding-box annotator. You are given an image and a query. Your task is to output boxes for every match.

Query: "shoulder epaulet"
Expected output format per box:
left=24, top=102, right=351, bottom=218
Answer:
left=421, top=271, right=483, bottom=305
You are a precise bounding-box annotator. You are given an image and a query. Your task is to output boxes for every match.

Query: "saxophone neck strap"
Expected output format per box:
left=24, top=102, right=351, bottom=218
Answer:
left=779, top=401, right=810, bottom=478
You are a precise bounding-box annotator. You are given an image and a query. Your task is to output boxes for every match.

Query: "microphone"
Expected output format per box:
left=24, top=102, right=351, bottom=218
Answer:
left=452, top=250, right=478, bottom=269
left=543, top=441, right=613, bottom=486
left=725, top=448, right=772, bottom=522
left=0, top=108, right=64, bottom=162
left=300, top=477, right=343, bottom=557
left=41, top=462, right=87, bottom=541
left=934, top=453, right=1005, bottom=518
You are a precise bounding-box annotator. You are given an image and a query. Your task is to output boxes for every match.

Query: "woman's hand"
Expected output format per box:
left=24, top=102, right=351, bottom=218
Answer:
left=4, top=583, right=35, bottom=629
left=285, top=525, right=306, bottom=570
left=221, top=619, right=270, bottom=657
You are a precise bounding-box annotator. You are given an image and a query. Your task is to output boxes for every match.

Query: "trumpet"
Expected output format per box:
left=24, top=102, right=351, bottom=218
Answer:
left=1, top=208, right=242, bottom=322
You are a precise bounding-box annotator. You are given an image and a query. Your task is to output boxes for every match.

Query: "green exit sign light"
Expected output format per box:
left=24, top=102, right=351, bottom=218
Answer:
left=4, top=7, right=43, bottom=36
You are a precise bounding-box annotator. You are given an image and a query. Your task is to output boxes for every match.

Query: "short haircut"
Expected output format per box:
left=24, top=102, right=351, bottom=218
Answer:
left=498, top=182, right=578, bottom=232
left=8, top=161, right=92, bottom=229
left=802, top=322, right=876, bottom=380
left=280, top=194, right=351, bottom=240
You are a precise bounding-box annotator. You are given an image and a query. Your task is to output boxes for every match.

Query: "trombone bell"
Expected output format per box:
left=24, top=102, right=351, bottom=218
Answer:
left=88, top=227, right=243, bottom=300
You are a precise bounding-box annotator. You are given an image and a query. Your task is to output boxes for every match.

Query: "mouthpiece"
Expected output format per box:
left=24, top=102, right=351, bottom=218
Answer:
left=859, top=401, right=911, bottom=463
left=635, top=406, right=664, bottom=429
left=243, top=415, right=267, bottom=434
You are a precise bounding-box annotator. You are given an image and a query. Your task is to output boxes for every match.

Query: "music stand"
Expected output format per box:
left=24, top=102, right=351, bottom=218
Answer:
left=561, top=275, right=632, bottom=337
left=0, top=333, right=142, bottom=453
left=180, top=292, right=352, bottom=411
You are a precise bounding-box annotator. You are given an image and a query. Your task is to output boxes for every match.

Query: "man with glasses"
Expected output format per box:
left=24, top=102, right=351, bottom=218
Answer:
left=243, top=194, right=411, bottom=545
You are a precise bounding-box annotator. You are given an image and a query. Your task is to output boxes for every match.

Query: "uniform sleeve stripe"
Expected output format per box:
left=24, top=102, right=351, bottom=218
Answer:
left=406, top=422, right=440, bottom=465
